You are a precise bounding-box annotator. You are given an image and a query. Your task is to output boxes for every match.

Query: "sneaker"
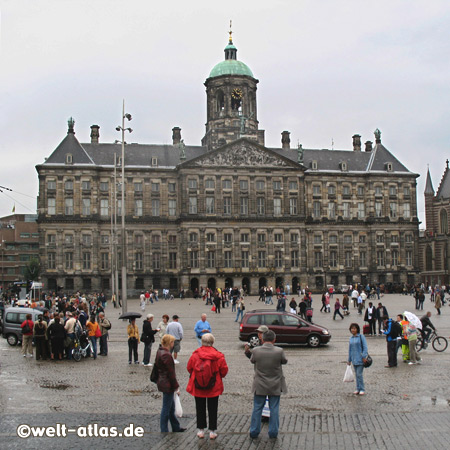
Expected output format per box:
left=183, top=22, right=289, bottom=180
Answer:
left=23, top=354, right=27, bottom=357
left=359, top=391, right=365, bottom=395
left=408, top=362, right=417, bottom=365
left=128, top=361, right=132, bottom=364
left=144, top=363, right=153, bottom=367
left=209, top=431, right=217, bottom=440
left=417, top=360, right=422, bottom=364
left=353, top=391, right=360, bottom=395
left=134, top=361, right=140, bottom=364
left=174, top=359, right=180, bottom=364
left=197, top=429, right=205, bottom=439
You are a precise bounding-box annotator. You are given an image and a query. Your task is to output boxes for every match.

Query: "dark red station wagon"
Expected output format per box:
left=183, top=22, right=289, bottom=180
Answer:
left=239, top=310, right=331, bottom=347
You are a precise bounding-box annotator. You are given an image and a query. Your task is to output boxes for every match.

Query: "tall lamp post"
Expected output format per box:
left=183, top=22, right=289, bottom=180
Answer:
left=116, top=100, right=132, bottom=314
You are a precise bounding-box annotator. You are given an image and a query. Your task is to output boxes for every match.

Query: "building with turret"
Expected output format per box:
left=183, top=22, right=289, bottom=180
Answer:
left=419, top=160, right=450, bottom=286
left=35, top=32, right=420, bottom=295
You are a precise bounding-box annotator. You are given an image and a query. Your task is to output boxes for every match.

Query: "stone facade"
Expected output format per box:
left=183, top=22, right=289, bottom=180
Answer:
left=419, top=161, right=450, bottom=286
left=35, top=38, right=420, bottom=295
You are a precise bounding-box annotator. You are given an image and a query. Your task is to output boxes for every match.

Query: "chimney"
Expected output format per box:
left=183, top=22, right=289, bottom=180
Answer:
left=281, top=131, right=290, bottom=150
left=352, top=134, right=361, bottom=151
left=364, top=141, right=373, bottom=152
left=90, top=125, right=100, bottom=143
left=172, top=127, right=181, bottom=145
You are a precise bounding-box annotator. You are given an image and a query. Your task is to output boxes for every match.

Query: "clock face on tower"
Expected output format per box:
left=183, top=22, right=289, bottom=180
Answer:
left=231, top=88, right=243, bottom=100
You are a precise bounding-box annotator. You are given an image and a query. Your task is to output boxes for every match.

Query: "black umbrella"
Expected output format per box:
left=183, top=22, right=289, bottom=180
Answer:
left=118, top=312, right=142, bottom=320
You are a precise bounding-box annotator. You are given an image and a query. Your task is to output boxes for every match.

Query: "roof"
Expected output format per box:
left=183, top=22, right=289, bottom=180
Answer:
left=424, top=168, right=435, bottom=195
left=209, top=59, right=254, bottom=78
left=436, top=161, right=450, bottom=199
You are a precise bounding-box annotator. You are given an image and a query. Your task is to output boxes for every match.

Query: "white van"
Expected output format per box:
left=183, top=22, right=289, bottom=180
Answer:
left=2, top=307, right=42, bottom=346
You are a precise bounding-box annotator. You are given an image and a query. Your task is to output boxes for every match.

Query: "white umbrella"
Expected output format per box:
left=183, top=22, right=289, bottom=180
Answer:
left=404, top=311, right=422, bottom=329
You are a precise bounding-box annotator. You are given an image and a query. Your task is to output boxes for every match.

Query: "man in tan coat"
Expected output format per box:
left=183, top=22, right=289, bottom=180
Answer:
left=249, top=330, right=287, bottom=439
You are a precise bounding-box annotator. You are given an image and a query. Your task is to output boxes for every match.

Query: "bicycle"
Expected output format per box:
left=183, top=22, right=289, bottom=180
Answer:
left=416, top=330, right=448, bottom=352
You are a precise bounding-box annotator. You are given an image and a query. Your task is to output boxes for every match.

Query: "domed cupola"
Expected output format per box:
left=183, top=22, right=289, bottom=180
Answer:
left=202, top=25, right=264, bottom=150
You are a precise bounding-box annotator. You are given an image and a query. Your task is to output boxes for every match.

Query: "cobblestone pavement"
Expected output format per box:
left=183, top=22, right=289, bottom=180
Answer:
left=1, top=293, right=450, bottom=449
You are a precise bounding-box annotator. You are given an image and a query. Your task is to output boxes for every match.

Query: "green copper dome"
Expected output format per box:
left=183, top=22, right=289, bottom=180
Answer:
left=208, top=39, right=254, bottom=78
left=209, top=60, right=254, bottom=78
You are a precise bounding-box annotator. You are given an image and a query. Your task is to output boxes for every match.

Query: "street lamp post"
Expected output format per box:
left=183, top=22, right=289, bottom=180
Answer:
left=116, top=100, right=132, bottom=314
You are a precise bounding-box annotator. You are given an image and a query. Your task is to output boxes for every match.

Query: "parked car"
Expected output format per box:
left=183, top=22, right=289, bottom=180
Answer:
left=239, top=310, right=331, bottom=347
left=2, top=306, right=42, bottom=346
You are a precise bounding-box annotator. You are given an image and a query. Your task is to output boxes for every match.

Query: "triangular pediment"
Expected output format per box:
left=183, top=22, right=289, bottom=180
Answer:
left=182, top=139, right=303, bottom=169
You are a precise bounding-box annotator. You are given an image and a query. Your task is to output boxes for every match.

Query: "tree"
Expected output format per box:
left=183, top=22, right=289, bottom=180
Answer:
left=24, top=257, right=40, bottom=283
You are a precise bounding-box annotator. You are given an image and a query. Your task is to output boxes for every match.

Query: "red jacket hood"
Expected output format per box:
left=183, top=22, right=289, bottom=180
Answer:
left=192, top=346, right=223, bottom=361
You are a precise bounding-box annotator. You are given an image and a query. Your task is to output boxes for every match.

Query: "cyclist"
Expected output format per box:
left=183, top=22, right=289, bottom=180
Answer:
left=420, top=312, right=436, bottom=347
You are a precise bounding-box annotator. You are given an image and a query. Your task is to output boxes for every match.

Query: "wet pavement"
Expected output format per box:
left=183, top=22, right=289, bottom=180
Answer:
left=1, top=293, right=450, bottom=449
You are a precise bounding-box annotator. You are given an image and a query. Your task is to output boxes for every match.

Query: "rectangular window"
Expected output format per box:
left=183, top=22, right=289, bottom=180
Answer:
left=101, top=234, right=110, bottom=245
left=375, top=202, right=383, bottom=217
left=329, top=235, right=337, bottom=244
left=343, top=202, right=350, bottom=219
left=100, top=181, right=109, bottom=192
left=258, top=233, right=266, bottom=244
left=345, top=251, right=352, bottom=268
left=289, top=181, right=298, bottom=190
left=313, top=184, right=321, bottom=195
left=240, top=197, right=248, bottom=215
left=391, top=234, right=399, bottom=243
left=117, top=199, right=122, bottom=216
left=242, top=251, right=249, bottom=268
left=135, top=252, right=143, bottom=270
left=314, top=234, right=322, bottom=244
left=189, top=197, right=197, bottom=214
left=224, top=233, right=233, bottom=243
left=289, top=198, right=297, bottom=215
left=291, top=250, right=299, bottom=268
left=273, top=180, right=282, bottom=190
left=224, top=251, right=232, bottom=268
left=313, top=201, right=321, bottom=218
left=359, top=234, right=366, bottom=243
left=65, top=234, right=73, bottom=244
left=392, top=250, right=399, bottom=266
left=65, top=180, right=73, bottom=190
left=168, top=235, right=177, bottom=244
left=82, top=198, right=91, bottom=215
left=240, top=233, right=249, bottom=243
left=258, top=251, right=266, bottom=268
left=134, top=182, right=143, bottom=192
left=151, top=182, right=160, bottom=193
left=314, top=251, right=323, bottom=267
left=404, top=185, right=410, bottom=196
left=343, top=185, right=351, bottom=196
left=83, top=252, right=91, bottom=270
left=328, top=185, right=336, bottom=195
left=169, top=252, right=177, bottom=269
left=389, top=202, right=397, bottom=218
left=273, top=198, right=282, bottom=216
left=357, top=186, right=364, bottom=196
left=239, top=180, right=248, bottom=190
left=206, top=197, right=215, bottom=214
left=48, top=252, right=56, bottom=269
left=81, top=180, right=91, bottom=191
left=360, top=251, right=367, bottom=267
left=329, top=250, right=337, bottom=268
left=257, top=197, right=265, bottom=215
left=189, top=232, right=198, bottom=243
left=47, top=234, right=56, bottom=244
left=405, top=234, right=413, bottom=243
left=65, top=198, right=74, bottom=215
left=406, top=250, right=413, bottom=266
left=222, top=179, right=232, bottom=189
left=135, top=199, right=143, bottom=216
left=403, top=203, right=411, bottom=219
left=256, top=180, right=265, bottom=190
left=207, top=251, right=216, bottom=268
left=377, top=250, right=385, bottom=266
left=290, top=233, right=298, bottom=243
left=376, top=234, right=384, bottom=243
left=82, top=234, right=92, bottom=245
left=275, top=251, right=283, bottom=268
left=274, top=233, right=283, bottom=243
left=48, top=198, right=56, bottom=215
left=190, top=250, right=199, bottom=268
left=100, top=199, right=109, bottom=216
left=101, top=253, right=109, bottom=270
left=47, top=179, right=56, bottom=190
left=168, top=199, right=177, bottom=216
left=188, top=179, right=198, bottom=189
left=65, top=252, right=73, bottom=270
left=328, top=202, right=336, bottom=219
left=134, top=234, right=143, bottom=245
left=223, top=197, right=231, bottom=215
left=168, top=182, right=176, bottom=193
left=205, top=179, right=215, bottom=189
left=151, top=234, right=161, bottom=244
left=344, top=235, right=352, bottom=244
left=152, top=253, right=161, bottom=270
left=375, top=186, right=383, bottom=196
left=389, top=185, right=397, bottom=196
left=206, top=233, right=216, bottom=242
left=152, top=199, right=160, bottom=216
left=357, top=202, right=365, bottom=219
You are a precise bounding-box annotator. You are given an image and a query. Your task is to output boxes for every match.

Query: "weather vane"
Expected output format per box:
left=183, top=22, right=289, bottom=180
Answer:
left=229, top=20, right=233, bottom=43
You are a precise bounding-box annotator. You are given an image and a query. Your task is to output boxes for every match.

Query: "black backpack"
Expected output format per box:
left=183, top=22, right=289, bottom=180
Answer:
left=391, top=321, right=403, bottom=338
left=22, top=321, right=32, bottom=334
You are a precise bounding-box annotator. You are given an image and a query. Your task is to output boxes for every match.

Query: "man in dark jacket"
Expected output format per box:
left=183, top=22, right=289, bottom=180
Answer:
left=376, top=303, right=388, bottom=335
left=383, top=317, right=399, bottom=368
left=420, top=312, right=436, bottom=345
left=142, top=314, right=158, bottom=366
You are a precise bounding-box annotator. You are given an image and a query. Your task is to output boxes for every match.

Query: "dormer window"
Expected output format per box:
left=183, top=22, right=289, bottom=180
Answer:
left=385, top=162, right=393, bottom=172
left=339, top=161, right=348, bottom=171
left=151, top=157, right=158, bottom=166
left=66, top=153, right=73, bottom=164
left=311, top=160, right=318, bottom=170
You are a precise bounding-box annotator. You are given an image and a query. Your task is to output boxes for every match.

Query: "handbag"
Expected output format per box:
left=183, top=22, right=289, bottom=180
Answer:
left=150, top=357, right=159, bottom=383
left=95, top=325, right=101, bottom=338
left=343, top=365, right=354, bottom=382
left=174, top=393, right=183, bottom=418
left=359, top=335, right=372, bottom=368
left=211, top=305, right=216, bottom=312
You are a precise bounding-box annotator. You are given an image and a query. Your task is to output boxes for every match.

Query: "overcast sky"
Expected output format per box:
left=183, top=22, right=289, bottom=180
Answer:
left=1, top=0, right=449, bottom=226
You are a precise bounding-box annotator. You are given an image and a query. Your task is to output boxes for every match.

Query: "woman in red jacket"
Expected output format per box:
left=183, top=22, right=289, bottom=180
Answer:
left=186, top=333, right=228, bottom=440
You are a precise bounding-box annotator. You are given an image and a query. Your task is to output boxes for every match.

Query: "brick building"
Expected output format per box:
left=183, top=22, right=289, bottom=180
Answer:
left=36, top=35, right=420, bottom=295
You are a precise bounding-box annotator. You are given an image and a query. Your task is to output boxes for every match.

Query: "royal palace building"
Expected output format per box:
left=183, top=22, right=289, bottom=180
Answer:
left=419, top=161, right=450, bottom=286
left=36, top=35, right=420, bottom=295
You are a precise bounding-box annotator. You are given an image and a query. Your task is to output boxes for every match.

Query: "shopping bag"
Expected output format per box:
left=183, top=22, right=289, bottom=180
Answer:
left=211, top=305, right=216, bottom=312
left=174, top=393, right=183, bottom=418
left=343, top=365, right=355, bottom=382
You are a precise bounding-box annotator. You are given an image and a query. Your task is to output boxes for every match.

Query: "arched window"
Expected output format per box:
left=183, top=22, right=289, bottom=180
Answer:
left=440, top=209, right=448, bottom=234
left=426, top=245, right=433, bottom=271
left=216, top=90, right=224, bottom=112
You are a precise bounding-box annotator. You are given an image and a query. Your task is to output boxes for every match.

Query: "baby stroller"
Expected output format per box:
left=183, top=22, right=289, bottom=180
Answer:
left=72, top=331, right=93, bottom=362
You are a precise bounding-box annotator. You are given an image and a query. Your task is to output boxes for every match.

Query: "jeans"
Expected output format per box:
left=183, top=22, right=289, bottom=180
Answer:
left=231, top=302, right=236, bottom=312
left=353, top=364, right=365, bottom=392
left=90, top=336, right=97, bottom=359
left=387, top=340, right=397, bottom=367
left=250, top=394, right=280, bottom=438
left=196, top=336, right=203, bottom=347
left=143, top=342, right=152, bottom=365
left=160, top=392, right=181, bottom=432
left=99, top=334, right=108, bottom=355
left=235, top=309, right=244, bottom=322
